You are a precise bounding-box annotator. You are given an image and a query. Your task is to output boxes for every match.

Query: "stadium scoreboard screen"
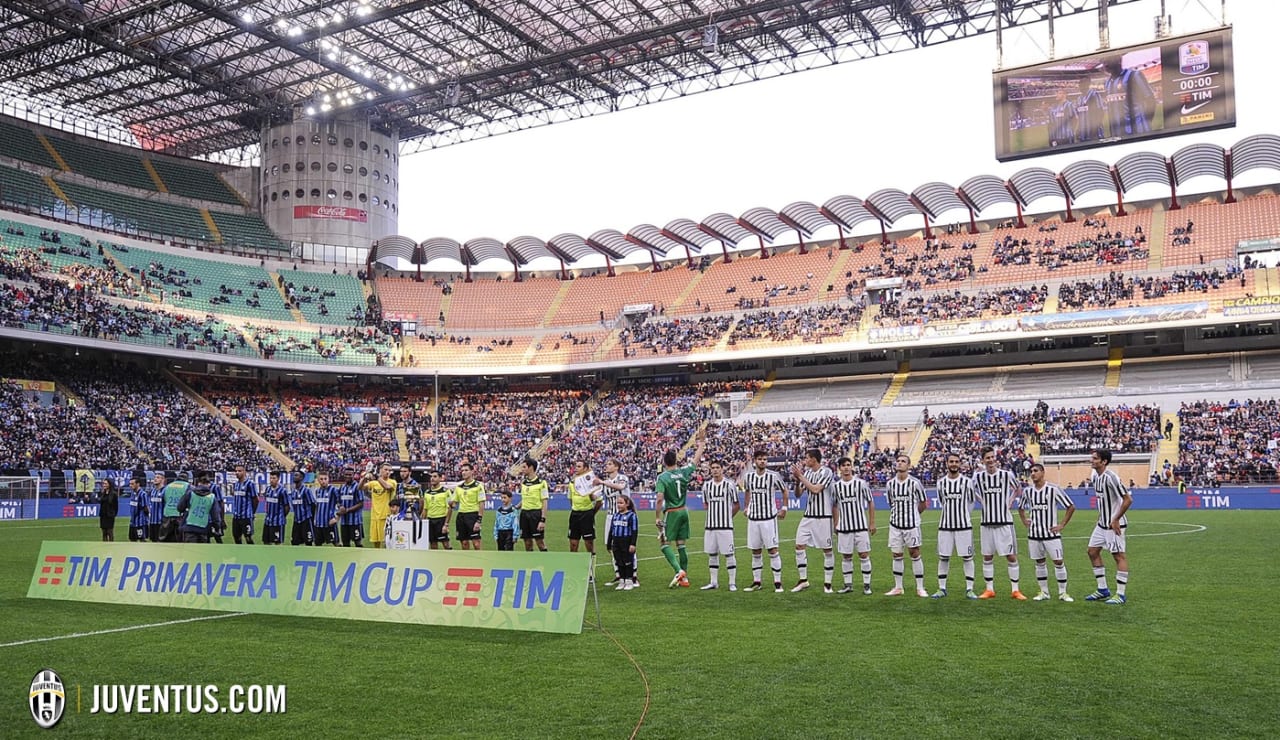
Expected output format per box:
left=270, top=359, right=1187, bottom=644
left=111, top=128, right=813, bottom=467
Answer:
left=993, top=27, right=1235, bottom=162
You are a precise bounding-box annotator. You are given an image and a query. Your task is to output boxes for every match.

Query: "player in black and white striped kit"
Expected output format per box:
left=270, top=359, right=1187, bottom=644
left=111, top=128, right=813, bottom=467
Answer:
left=789, top=448, right=835, bottom=593
left=740, top=450, right=787, bottom=593
left=599, top=460, right=633, bottom=587
left=973, top=446, right=1027, bottom=600
left=1019, top=462, right=1076, bottom=601
left=700, top=460, right=740, bottom=591
left=885, top=453, right=928, bottom=597
left=831, top=457, right=876, bottom=595
left=1086, top=449, right=1133, bottom=604
left=932, top=453, right=979, bottom=599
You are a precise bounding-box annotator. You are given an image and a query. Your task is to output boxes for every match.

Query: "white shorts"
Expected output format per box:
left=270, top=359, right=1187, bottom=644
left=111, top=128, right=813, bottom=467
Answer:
left=837, top=531, right=871, bottom=555
left=888, top=525, right=921, bottom=552
left=937, top=529, right=975, bottom=558
left=747, top=519, right=779, bottom=551
left=603, top=513, right=615, bottom=540
left=980, top=524, right=1017, bottom=557
left=1028, top=538, right=1064, bottom=561
left=704, top=529, right=735, bottom=555
left=1088, top=525, right=1126, bottom=553
left=795, top=517, right=833, bottom=550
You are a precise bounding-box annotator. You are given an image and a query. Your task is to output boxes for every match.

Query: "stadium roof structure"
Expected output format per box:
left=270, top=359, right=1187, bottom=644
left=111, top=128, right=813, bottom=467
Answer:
left=368, top=133, right=1280, bottom=277
left=0, top=0, right=1145, bottom=162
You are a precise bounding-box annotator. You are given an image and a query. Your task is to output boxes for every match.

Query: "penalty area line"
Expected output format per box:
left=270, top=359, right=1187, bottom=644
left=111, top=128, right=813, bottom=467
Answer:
left=0, top=612, right=248, bottom=649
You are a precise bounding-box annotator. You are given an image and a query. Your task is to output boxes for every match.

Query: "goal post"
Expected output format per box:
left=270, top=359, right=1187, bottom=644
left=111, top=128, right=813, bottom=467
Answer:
left=0, top=476, right=41, bottom=521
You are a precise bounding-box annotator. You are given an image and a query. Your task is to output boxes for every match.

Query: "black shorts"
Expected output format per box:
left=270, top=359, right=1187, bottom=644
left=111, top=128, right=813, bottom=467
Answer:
left=568, top=510, right=596, bottom=541
left=455, top=512, right=482, bottom=541
left=519, top=510, right=544, bottom=540
left=233, top=518, right=254, bottom=541
left=148, top=523, right=162, bottom=542
left=313, top=523, right=338, bottom=546
left=292, top=521, right=314, bottom=545
left=182, top=531, right=209, bottom=544
left=129, top=526, right=147, bottom=542
left=427, top=517, right=450, bottom=543
left=263, top=525, right=284, bottom=544
left=340, top=523, right=364, bottom=547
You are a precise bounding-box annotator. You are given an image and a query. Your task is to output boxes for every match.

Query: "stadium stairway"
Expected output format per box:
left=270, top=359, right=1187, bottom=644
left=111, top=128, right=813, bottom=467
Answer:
left=1105, top=348, right=1124, bottom=389
left=141, top=160, right=169, bottom=193
left=540, top=282, right=573, bottom=327
left=1042, top=292, right=1059, bottom=314
left=199, top=209, right=224, bottom=245
left=42, top=175, right=73, bottom=207
left=907, top=423, right=931, bottom=466
left=858, top=305, right=880, bottom=337
left=819, top=248, right=856, bottom=298
left=269, top=387, right=296, bottom=422
left=1153, top=412, right=1180, bottom=481
left=394, top=428, right=410, bottom=461
left=1269, top=268, right=1280, bottom=297
left=268, top=272, right=307, bottom=322
left=590, top=330, right=622, bottom=362
left=667, top=266, right=709, bottom=313
left=879, top=361, right=910, bottom=406
left=1025, top=434, right=1042, bottom=464
left=1148, top=205, right=1167, bottom=271
left=53, top=380, right=152, bottom=464
left=36, top=133, right=69, bottom=172
left=712, top=317, right=739, bottom=352
left=165, top=370, right=295, bottom=469
left=436, top=286, right=453, bottom=326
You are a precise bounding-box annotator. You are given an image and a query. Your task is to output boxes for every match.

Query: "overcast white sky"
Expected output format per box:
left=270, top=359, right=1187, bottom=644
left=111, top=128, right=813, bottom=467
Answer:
left=397, top=0, right=1272, bottom=269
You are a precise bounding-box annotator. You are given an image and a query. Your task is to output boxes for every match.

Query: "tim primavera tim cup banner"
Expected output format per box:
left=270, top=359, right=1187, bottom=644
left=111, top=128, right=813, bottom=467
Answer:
left=27, top=542, right=590, bottom=635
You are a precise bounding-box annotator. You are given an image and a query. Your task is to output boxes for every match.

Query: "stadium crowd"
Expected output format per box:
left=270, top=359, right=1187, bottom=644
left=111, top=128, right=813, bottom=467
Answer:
left=875, top=286, right=1047, bottom=327
left=1177, top=398, right=1280, bottom=485
left=1038, top=404, right=1162, bottom=455
left=618, top=315, right=733, bottom=356
left=728, top=303, right=864, bottom=344
left=1057, top=267, right=1245, bottom=311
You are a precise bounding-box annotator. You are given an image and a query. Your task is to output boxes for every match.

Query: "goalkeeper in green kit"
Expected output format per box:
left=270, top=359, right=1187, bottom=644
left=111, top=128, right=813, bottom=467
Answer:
left=657, top=426, right=708, bottom=588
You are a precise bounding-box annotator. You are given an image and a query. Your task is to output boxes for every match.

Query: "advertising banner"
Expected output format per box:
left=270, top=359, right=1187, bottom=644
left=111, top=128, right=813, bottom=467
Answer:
left=27, top=542, right=590, bottom=634
left=1020, top=302, right=1208, bottom=331
left=292, top=205, right=368, bottom=222
left=1222, top=296, right=1280, bottom=317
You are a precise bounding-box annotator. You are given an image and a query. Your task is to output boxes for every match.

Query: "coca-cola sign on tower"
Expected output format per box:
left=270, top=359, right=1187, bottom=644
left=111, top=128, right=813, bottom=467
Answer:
left=293, top=205, right=368, bottom=222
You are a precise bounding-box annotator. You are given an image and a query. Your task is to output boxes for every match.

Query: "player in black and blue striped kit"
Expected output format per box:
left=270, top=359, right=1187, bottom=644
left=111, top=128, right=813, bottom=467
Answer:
left=260, top=471, right=291, bottom=545
left=229, top=465, right=259, bottom=544
left=310, top=471, right=339, bottom=547
left=336, top=468, right=365, bottom=547
left=127, top=475, right=149, bottom=542
left=146, top=472, right=166, bottom=542
left=288, top=480, right=315, bottom=546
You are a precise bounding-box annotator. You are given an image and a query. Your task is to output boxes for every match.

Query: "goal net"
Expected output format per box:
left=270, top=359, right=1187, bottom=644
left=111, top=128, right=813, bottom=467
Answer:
left=0, top=476, right=41, bottom=521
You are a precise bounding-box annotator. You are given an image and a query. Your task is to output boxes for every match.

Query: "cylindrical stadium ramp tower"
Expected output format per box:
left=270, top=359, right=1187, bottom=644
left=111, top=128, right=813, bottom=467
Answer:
left=259, top=113, right=398, bottom=261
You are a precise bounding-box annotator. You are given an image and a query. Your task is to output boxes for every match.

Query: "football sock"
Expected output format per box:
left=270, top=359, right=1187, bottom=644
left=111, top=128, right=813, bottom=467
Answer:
left=752, top=553, right=763, bottom=583
left=911, top=556, right=924, bottom=590
left=1055, top=564, right=1068, bottom=594
left=1008, top=562, right=1021, bottom=590
left=769, top=554, right=782, bottom=585
left=1093, top=565, right=1108, bottom=590
left=708, top=558, right=719, bottom=587
left=661, top=545, right=681, bottom=573
left=983, top=560, right=995, bottom=590
left=796, top=549, right=808, bottom=581
left=893, top=556, right=904, bottom=589
left=725, top=554, right=737, bottom=585
left=822, top=551, right=834, bottom=587
left=938, top=556, right=951, bottom=590
left=860, top=556, right=872, bottom=588
left=962, top=557, right=975, bottom=591
left=1116, top=570, right=1128, bottom=596
left=1035, top=563, right=1049, bottom=593
left=842, top=557, right=855, bottom=587
left=677, top=546, right=688, bottom=571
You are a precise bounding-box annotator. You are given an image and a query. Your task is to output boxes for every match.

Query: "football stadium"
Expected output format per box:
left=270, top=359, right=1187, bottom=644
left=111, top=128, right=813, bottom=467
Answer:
left=2, top=0, right=1278, bottom=737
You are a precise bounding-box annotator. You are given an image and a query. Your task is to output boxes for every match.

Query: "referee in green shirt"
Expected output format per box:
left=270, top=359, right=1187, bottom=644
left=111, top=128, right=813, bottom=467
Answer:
left=518, top=458, right=550, bottom=552
left=657, top=426, right=707, bottom=588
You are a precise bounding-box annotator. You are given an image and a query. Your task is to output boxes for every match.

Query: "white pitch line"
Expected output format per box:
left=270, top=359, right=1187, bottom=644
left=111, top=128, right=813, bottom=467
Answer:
left=1062, top=521, right=1207, bottom=539
left=0, top=612, right=248, bottom=649
left=0, top=522, right=97, bottom=529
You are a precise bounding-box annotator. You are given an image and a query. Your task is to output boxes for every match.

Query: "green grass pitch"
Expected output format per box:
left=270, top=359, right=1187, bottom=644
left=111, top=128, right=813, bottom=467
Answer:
left=1, top=511, right=1277, bottom=739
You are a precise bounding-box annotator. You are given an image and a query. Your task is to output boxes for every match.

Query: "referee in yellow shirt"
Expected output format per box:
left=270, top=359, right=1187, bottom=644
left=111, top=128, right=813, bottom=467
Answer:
left=454, top=462, right=486, bottom=550
left=518, top=458, right=549, bottom=552
left=361, top=463, right=398, bottom=549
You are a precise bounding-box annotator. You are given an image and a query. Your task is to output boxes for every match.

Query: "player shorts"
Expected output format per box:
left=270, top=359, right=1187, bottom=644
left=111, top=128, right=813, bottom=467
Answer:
left=456, top=512, right=482, bottom=541
left=129, top=526, right=147, bottom=542
left=1028, top=537, right=1064, bottom=561
left=602, top=513, right=615, bottom=547
left=519, top=509, right=544, bottom=539
left=1088, top=525, right=1126, bottom=553
left=262, top=524, right=283, bottom=544
left=568, top=510, right=596, bottom=541
left=496, top=531, right=515, bottom=551
left=340, top=523, right=364, bottom=547
left=837, top=531, right=871, bottom=555
left=148, top=523, right=162, bottom=542
left=292, top=520, right=314, bottom=546
left=663, top=509, right=690, bottom=543
left=938, top=529, right=975, bottom=558
left=370, top=516, right=387, bottom=544
left=980, top=524, right=1017, bottom=557
left=427, top=516, right=450, bottom=543
left=232, top=518, right=254, bottom=542
left=313, top=523, right=337, bottom=546
left=888, top=525, right=922, bottom=552
left=703, top=529, right=734, bottom=555
left=795, top=517, right=833, bottom=549
left=182, top=531, right=209, bottom=544
left=747, top=518, right=779, bottom=551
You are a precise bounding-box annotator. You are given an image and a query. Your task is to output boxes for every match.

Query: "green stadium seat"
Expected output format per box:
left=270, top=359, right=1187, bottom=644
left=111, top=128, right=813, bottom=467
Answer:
left=46, top=134, right=158, bottom=193
left=208, top=210, right=288, bottom=252
left=109, top=245, right=295, bottom=323
left=0, top=118, right=60, bottom=169
left=56, top=181, right=211, bottom=243
left=150, top=158, right=244, bottom=206
left=277, top=268, right=368, bottom=324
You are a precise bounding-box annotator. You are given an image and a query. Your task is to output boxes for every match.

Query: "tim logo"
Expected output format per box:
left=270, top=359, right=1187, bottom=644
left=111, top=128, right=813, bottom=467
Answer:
left=1179, top=40, right=1211, bottom=75
left=37, top=555, right=67, bottom=586
left=442, top=567, right=483, bottom=607
left=29, top=668, right=65, bottom=729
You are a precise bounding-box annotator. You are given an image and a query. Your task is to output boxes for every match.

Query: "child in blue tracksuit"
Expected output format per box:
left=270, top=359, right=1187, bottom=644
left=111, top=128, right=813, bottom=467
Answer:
left=610, top=495, right=639, bottom=590
left=493, top=491, right=521, bottom=551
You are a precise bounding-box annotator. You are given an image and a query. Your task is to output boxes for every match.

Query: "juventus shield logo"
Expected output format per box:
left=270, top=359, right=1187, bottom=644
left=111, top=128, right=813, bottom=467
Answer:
left=29, top=668, right=66, bottom=729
